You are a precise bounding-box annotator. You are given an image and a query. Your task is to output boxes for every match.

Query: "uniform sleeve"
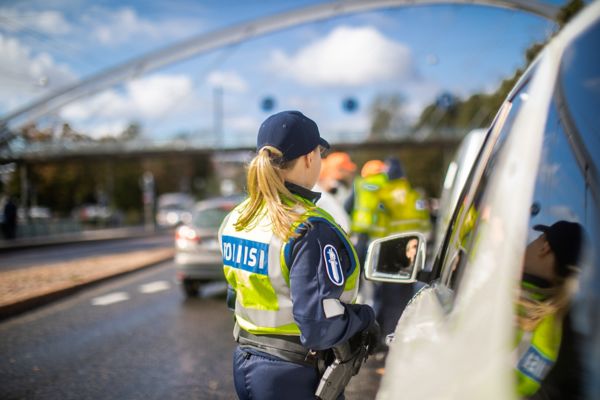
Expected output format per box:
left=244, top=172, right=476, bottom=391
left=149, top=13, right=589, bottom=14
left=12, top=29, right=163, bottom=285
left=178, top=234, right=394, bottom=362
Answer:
left=289, top=221, right=374, bottom=350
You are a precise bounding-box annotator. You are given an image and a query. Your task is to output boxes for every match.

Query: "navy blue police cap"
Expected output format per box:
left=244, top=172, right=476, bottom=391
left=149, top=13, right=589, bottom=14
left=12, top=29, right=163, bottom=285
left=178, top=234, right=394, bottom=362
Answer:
left=257, top=110, right=330, bottom=162
left=534, top=220, right=583, bottom=277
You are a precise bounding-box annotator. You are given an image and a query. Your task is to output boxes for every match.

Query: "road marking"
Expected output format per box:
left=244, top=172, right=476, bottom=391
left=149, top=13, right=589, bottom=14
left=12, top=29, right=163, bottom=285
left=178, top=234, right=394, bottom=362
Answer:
left=139, top=280, right=171, bottom=293
left=91, top=292, right=130, bottom=306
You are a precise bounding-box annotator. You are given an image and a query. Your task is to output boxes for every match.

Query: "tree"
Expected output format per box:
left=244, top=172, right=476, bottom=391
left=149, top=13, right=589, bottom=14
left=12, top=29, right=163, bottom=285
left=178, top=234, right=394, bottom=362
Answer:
left=557, top=0, right=585, bottom=28
left=369, top=94, right=406, bottom=141
left=120, top=122, right=141, bottom=141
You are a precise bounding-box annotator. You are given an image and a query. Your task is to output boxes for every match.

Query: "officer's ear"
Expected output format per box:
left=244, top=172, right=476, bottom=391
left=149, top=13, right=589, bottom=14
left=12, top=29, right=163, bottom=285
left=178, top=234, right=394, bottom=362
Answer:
left=539, top=235, right=553, bottom=257
left=304, top=149, right=316, bottom=169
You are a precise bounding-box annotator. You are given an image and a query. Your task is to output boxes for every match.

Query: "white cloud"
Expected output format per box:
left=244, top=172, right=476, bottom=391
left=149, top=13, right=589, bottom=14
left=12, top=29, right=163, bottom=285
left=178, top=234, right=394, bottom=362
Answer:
left=91, top=8, right=155, bottom=45
left=207, top=70, right=248, bottom=93
left=62, top=74, right=194, bottom=120
left=0, top=9, right=72, bottom=35
left=128, top=74, right=195, bottom=116
left=85, top=7, right=197, bottom=46
left=268, top=26, right=414, bottom=87
left=60, top=73, right=199, bottom=138
left=0, top=34, right=77, bottom=111
left=60, top=90, right=129, bottom=120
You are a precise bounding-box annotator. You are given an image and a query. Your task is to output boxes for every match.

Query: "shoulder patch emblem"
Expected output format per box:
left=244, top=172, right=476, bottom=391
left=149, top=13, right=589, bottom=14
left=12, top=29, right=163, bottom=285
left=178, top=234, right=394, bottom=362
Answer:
left=323, top=244, right=344, bottom=286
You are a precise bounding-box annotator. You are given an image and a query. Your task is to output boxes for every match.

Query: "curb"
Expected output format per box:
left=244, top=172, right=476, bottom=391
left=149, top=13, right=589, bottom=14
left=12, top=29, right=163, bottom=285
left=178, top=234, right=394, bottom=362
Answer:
left=0, top=227, right=173, bottom=253
left=0, top=253, right=174, bottom=322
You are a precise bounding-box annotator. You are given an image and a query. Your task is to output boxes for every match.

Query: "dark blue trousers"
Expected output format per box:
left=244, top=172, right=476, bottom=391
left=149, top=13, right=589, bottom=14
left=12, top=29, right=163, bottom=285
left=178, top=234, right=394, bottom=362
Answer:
left=233, top=346, right=343, bottom=400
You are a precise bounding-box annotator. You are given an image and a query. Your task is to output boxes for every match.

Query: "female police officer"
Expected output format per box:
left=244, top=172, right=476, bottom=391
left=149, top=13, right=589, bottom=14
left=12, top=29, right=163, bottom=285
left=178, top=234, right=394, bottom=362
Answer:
left=219, top=110, right=377, bottom=400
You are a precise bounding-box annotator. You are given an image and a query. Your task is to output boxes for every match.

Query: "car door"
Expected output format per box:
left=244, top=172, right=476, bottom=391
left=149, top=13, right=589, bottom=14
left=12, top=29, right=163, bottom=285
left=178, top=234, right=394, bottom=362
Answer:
left=374, top=5, right=599, bottom=400
left=376, top=67, right=545, bottom=399
left=546, top=16, right=600, bottom=397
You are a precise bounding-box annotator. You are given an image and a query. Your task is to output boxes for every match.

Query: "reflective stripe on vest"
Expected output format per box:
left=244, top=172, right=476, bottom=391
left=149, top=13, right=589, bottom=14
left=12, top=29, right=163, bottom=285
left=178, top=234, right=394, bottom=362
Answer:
left=221, top=196, right=359, bottom=336
left=515, top=313, right=562, bottom=396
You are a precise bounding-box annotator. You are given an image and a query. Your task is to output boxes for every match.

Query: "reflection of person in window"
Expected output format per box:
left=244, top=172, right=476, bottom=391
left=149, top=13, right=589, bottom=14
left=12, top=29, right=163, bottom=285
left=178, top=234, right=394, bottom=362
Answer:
left=515, top=220, right=584, bottom=399
left=400, top=238, right=418, bottom=276
left=379, top=238, right=416, bottom=276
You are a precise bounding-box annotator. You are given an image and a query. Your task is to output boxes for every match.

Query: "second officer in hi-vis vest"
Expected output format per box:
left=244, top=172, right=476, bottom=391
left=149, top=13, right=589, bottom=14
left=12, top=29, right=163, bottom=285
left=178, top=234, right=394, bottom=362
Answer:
left=219, top=110, right=378, bottom=400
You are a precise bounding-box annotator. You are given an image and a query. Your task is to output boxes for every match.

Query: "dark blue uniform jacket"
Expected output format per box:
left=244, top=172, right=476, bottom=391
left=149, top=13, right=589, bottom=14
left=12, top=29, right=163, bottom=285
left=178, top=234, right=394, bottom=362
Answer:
left=285, top=182, right=374, bottom=350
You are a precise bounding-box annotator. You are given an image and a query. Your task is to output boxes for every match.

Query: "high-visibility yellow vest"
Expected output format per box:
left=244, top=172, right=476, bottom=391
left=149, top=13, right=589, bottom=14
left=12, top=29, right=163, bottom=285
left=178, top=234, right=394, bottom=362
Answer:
left=220, top=196, right=360, bottom=336
left=380, top=178, right=431, bottom=236
left=350, top=173, right=388, bottom=237
left=514, top=282, right=562, bottom=396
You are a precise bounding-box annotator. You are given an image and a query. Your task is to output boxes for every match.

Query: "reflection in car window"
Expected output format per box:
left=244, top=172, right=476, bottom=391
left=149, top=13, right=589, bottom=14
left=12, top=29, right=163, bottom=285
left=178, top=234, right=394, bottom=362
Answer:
left=559, top=19, right=600, bottom=165
left=436, top=80, right=531, bottom=307
left=557, top=19, right=600, bottom=399
left=520, top=88, right=597, bottom=398
left=529, top=99, right=586, bottom=234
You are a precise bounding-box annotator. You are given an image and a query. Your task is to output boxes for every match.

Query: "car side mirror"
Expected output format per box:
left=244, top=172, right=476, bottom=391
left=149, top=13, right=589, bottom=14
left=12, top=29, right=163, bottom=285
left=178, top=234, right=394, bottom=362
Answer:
left=364, top=232, right=426, bottom=283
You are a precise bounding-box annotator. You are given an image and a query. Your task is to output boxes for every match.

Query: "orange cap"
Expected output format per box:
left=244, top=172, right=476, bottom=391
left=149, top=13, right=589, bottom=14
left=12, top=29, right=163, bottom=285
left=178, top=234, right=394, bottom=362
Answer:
left=361, top=160, right=386, bottom=178
left=323, top=152, right=356, bottom=180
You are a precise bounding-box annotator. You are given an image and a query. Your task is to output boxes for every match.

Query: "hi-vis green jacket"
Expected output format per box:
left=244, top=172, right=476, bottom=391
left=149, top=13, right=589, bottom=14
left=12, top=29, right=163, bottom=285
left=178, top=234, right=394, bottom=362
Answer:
left=514, top=279, right=562, bottom=396
left=379, top=177, right=431, bottom=236
left=219, top=184, right=373, bottom=349
left=350, top=173, right=388, bottom=237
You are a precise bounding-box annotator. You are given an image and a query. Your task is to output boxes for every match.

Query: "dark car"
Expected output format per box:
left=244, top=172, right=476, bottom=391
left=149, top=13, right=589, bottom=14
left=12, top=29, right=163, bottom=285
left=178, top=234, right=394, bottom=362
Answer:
left=175, top=195, right=244, bottom=297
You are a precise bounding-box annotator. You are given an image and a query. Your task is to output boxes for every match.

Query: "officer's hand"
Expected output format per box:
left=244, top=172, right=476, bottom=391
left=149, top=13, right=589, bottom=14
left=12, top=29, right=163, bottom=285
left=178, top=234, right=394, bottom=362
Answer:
left=364, top=320, right=381, bottom=355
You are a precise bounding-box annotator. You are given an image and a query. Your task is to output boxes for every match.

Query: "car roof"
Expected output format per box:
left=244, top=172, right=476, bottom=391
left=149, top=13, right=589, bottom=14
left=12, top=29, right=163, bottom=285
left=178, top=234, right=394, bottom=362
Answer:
left=193, top=194, right=246, bottom=210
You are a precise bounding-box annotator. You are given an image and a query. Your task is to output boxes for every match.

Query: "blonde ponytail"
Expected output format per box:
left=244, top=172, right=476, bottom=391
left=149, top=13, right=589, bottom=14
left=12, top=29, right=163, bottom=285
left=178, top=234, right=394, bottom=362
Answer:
left=517, top=276, right=575, bottom=331
left=234, top=146, right=311, bottom=241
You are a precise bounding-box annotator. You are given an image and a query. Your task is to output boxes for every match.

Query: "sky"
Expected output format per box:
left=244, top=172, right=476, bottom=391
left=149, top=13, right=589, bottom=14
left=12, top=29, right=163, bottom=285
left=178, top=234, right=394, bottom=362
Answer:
left=0, top=0, right=569, bottom=147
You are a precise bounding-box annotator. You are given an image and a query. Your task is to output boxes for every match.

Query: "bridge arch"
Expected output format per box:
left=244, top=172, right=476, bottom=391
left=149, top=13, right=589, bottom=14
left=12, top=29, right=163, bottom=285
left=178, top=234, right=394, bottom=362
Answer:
left=0, top=0, right=559, bottom=140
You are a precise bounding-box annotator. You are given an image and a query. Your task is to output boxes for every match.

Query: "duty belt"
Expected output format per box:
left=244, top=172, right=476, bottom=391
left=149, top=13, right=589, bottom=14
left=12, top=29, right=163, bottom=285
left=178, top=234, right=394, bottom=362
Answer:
left=233, top=323, right=328, bottom=370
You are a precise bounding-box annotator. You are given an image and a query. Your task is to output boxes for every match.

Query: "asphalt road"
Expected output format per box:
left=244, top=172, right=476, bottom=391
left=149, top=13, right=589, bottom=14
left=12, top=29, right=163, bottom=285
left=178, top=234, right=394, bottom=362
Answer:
left=0, top=260, right=236, bottom=400
left=0, top=234, right=175, bottom=271
left=0, top=260, right=382, bottom=400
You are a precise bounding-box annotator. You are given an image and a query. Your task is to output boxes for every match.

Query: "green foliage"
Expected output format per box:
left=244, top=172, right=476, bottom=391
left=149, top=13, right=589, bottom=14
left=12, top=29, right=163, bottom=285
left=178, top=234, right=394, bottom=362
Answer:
left=112, top=161, right=144, bottom=211
left=413, top=69, right=523, bottom=135
left=369, top=94, right=406, bottom=140
left=143, top=155, right=214, bottom=198
left=557, top=0, right=585, bottom=28
left=7, top=153, right=215, bottom=221
left=120, top=122, right=141, bottom=141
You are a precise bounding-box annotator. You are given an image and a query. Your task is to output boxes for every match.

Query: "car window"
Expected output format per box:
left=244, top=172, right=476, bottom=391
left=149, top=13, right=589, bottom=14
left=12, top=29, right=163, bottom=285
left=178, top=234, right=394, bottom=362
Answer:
left=193, top=206, right=232, bottom=229
left=528, top=99, right=586, bottom=233
left=555, top=20, right=600, bottom=395
left=433, top=79, right=532, bottom=309
left=559, top=18, right=600, bottom=165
